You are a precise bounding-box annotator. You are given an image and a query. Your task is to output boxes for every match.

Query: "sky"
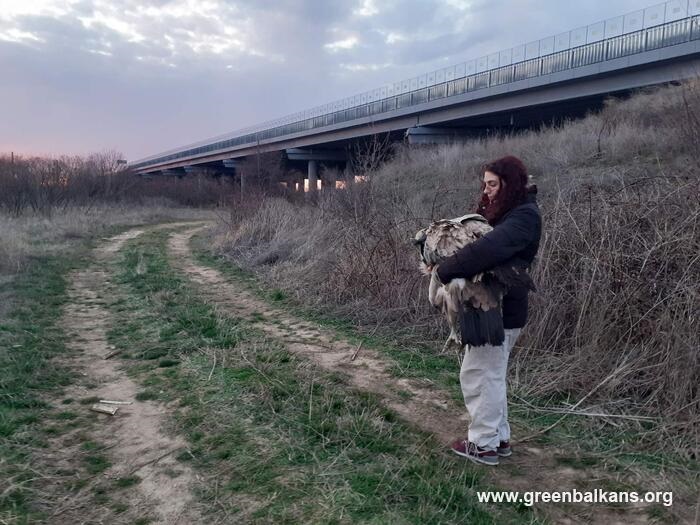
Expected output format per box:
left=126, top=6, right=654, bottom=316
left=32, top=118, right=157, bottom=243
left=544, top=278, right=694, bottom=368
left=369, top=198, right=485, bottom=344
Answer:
left=0, top=0, right=649, bottom=161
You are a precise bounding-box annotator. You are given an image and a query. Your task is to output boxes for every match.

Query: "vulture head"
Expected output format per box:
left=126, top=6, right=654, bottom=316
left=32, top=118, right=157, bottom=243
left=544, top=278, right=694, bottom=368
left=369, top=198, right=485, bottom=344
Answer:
left=414, top=214, right=534, bottom=351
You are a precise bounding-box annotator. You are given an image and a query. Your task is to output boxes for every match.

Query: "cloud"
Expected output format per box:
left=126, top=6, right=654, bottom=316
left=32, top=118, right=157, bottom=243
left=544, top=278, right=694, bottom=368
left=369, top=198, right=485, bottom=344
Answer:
left=0, top=28, right=44, bottom=43
left=354, top=0, right=380, bottom=17
left=0, top=0, right=649, bottom=160
left=324, top=36, right=359, bottom=53
left=340, top=62, right=391, bottom=72
left=2, top=0, right=293, bottom=67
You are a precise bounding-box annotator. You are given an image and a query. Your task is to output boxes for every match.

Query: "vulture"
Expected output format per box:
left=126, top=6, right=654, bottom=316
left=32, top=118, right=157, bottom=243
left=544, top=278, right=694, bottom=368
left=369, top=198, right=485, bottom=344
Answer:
left=414, top=213, right=535, bottom=351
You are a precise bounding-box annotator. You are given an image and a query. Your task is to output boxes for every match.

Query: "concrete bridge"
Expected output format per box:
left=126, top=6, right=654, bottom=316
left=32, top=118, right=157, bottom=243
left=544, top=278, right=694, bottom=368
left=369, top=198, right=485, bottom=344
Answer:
left=130, top=1, right=700, bottom=190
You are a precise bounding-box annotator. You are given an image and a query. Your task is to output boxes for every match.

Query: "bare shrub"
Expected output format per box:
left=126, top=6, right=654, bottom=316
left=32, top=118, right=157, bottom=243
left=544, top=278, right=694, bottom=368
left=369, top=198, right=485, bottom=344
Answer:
left=0, top=152, right=235, bottom=216
left=135, top=173, right=233, bottom=207
left=521, top=174, right=699, bottom=436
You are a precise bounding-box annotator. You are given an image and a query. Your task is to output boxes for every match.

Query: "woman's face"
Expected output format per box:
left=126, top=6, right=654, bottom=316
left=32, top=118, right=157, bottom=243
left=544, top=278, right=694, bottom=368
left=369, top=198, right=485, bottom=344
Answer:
left=483, top=171, right=502, bottom=202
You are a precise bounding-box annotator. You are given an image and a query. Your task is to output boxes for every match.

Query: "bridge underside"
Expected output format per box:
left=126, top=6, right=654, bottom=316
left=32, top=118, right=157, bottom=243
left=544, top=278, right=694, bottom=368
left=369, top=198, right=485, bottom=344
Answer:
left=134, top=42, right=700, bottom=175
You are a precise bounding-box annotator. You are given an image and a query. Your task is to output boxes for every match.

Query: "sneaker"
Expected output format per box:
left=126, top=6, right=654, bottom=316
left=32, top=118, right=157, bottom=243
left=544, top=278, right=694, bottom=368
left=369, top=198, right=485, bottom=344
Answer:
left=497, top=441, right=512, bottom=457
left=451, top=439, right=499, bottom=466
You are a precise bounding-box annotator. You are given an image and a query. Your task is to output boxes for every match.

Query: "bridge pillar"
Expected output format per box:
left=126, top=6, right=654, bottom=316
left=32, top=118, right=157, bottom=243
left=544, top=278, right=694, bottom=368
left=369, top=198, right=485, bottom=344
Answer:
left=223, top=158, right=246, bottom=195
left=307, top=160, right=318, bottom=193
left=405, top=126, right=469, bottom=146
left=286, top=148, right=346, bottom=193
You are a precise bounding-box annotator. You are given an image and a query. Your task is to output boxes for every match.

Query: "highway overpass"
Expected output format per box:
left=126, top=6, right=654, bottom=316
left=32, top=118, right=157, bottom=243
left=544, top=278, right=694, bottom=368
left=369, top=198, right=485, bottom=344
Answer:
left=131, top=1, right=700, bottom=188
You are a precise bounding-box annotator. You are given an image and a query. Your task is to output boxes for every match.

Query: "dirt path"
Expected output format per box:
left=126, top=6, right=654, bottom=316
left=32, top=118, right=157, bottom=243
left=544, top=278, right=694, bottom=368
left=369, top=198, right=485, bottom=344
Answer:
left=51, top=226, right=205, bottom=524
left=168, top=225, right=660, bottom=525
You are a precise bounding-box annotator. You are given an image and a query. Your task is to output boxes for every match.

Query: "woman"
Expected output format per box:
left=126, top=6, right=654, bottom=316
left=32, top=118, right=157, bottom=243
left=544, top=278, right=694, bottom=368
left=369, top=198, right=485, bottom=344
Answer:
left=436, top=155, right=541, bottom=466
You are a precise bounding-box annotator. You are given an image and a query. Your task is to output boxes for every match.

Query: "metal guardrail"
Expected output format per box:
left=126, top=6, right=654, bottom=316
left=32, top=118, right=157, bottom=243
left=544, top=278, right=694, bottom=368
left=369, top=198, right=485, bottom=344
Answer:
left=132, top=0, right=700, bottom=169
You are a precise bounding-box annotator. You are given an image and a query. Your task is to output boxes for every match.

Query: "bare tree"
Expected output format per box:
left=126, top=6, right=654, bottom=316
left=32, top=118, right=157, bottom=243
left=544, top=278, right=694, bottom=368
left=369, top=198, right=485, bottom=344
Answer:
left=349, top=132, right=393, bottom=176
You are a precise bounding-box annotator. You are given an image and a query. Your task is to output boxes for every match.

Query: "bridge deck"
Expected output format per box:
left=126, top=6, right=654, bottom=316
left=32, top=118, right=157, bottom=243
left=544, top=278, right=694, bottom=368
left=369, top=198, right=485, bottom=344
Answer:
left=132, top=7, right=700, bottom=173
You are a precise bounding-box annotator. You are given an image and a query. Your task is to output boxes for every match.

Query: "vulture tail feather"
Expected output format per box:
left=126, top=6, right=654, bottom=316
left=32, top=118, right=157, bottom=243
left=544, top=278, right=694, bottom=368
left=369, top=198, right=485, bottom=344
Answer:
left=459, top=303, right=505, bottom=347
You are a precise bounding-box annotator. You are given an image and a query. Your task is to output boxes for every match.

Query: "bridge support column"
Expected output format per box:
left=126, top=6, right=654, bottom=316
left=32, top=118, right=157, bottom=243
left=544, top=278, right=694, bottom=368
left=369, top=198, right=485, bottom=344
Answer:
left=223, top=158, right=246, bottom=197
left=286, top=148, right=346, bottom=193
left=307, top=160, right=318, bottom=194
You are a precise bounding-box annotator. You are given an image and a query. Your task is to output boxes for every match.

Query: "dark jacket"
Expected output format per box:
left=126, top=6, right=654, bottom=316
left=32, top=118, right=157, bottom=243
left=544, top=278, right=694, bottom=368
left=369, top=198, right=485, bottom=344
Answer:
left=437, top=188, right=541, bottom=329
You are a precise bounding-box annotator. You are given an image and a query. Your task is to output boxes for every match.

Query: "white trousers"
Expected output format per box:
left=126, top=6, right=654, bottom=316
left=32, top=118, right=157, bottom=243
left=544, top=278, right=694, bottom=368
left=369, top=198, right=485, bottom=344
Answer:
left=459, top=328, right=521, bottom=451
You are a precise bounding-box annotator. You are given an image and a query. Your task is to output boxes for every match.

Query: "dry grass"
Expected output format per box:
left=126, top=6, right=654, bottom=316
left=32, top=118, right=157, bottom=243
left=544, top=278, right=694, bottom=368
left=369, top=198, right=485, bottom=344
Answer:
left=211, top=81, right=700, bottom=455
left=0, top=204, right=217, bottom=275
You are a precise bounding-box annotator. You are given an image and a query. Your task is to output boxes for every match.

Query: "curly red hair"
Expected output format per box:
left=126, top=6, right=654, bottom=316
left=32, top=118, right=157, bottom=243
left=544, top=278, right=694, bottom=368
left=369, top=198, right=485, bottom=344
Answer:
left=476, top=155, right=529, bottom=224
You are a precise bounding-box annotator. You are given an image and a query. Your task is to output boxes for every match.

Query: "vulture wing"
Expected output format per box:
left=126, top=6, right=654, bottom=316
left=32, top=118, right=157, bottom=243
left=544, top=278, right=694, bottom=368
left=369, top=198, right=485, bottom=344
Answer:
left=416, top=215, right=492, bottom=269
left=415, top=215, right=506, bottom=347
left=415, top=214, right=537, bottom=347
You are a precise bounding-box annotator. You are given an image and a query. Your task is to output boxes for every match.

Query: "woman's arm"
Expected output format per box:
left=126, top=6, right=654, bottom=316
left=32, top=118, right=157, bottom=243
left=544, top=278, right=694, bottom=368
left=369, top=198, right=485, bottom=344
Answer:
left=437, top=205, right=540, bottom=283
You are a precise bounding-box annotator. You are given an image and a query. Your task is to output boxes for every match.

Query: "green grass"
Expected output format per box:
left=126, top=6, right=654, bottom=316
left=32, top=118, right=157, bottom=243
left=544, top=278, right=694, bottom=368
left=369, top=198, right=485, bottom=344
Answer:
left=106, top=228, right=533, bottom=524
left=84, top=453, right=111, bottom=475
left=0, top=224, right=154, bottom=523
left=0, top=252, right=83, bottom=521
left=114, top=476, right=142, bottom=488
left=135, top=390, right=160, bottom=401
left=158, top=358, right=180, bottom=368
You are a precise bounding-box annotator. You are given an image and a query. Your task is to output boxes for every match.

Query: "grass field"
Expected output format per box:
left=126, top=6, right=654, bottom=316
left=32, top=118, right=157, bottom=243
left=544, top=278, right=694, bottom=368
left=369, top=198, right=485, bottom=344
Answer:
left=1, top=218, right=695, bottom=523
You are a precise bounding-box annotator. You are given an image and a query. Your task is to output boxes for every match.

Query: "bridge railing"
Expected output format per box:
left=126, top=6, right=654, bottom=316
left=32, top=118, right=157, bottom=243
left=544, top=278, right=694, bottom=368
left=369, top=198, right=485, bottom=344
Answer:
left=132, top=2, right=700, bottom=170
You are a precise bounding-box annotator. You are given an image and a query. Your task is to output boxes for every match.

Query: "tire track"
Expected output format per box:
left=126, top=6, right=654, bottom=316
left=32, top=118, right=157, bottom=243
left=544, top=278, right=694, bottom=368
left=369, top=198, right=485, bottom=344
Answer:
left=53, top=225, right=205, bottom=524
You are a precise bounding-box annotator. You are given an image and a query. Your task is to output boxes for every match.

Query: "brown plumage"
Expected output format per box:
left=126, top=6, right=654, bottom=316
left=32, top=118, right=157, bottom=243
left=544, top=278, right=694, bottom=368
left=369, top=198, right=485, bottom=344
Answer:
left=414, top=214, right=533, bottom=350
